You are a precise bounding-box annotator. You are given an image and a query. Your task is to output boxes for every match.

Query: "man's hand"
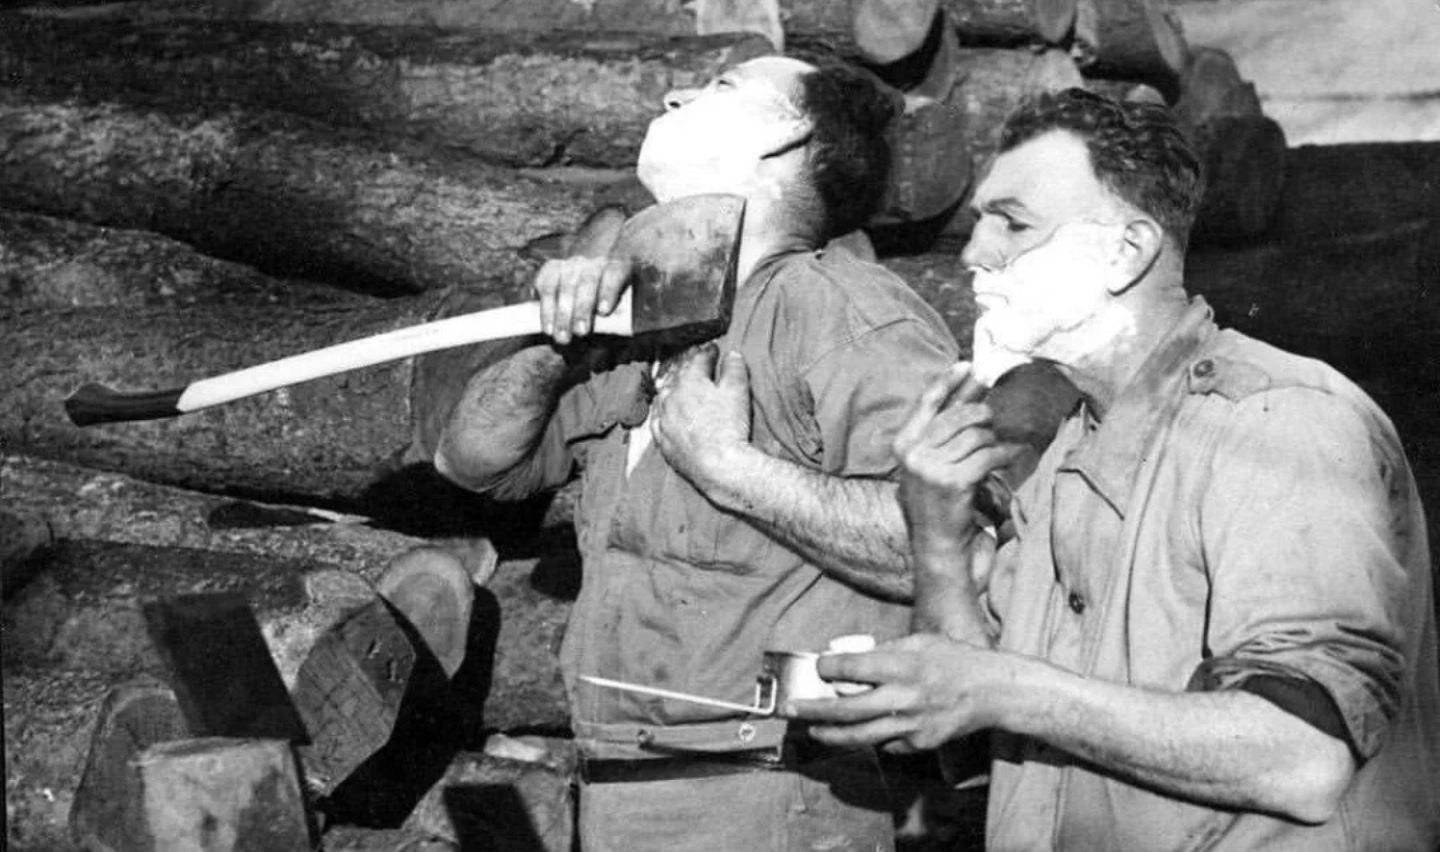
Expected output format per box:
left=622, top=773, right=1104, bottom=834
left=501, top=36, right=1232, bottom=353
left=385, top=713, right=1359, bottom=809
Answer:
left=651, top=344, right=753, bottom=492
left=784, top=633, right=1036, bottom=752
left=893, top=362, right=1025, bottom=556
left=533, top=255, right=632, bottom=345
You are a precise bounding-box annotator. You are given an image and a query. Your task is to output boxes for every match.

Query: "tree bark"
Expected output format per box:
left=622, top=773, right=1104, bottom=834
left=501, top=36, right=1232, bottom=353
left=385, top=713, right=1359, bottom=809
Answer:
left=1072, top=0, right=1189, bottom=100
left=0, top=14, right=771, bottom=169
left=946, top=47, right=1084, bottom=169
left=0, top=453, right=459, bottom=587
left=0, top=90, right=609, bottom=295
left=0, top=208, right=368, bottom=309
left=946, top=0, right=1076, bottom=45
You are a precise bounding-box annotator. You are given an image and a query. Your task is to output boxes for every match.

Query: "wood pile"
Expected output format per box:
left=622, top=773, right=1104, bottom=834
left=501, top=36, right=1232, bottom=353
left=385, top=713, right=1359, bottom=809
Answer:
left=3, top=1, right=1438, bottom=850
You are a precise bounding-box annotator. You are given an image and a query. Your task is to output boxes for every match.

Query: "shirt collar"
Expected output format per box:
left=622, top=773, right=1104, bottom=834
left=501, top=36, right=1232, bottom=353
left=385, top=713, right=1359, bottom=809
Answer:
left=1058, top=297, right=1218, bottom=514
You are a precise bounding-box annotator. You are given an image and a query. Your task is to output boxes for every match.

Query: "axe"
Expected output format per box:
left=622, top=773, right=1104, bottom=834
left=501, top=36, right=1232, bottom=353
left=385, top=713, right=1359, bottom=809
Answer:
left=64, top=194, right=745, bottom=427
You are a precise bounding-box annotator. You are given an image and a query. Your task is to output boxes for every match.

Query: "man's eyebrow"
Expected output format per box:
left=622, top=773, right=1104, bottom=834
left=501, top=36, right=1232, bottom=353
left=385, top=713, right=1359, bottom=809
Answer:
left=972, top=197, right=1030, bottom=216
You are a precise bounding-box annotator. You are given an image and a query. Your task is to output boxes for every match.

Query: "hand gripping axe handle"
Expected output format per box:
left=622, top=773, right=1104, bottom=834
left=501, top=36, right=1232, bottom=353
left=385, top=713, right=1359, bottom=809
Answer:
left=64, top=194, right=744, bottom=427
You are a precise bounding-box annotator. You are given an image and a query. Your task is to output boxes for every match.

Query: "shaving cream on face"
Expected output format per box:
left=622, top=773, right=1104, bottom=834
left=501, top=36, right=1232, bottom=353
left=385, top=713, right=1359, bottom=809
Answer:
left=969, top=221, right=1138, bottom=386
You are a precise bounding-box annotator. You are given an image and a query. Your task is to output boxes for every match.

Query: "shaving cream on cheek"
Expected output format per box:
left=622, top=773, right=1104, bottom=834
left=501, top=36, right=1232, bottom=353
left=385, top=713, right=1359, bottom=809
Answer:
left=636, top=94, right=778, bottom=201
left=967, top=221, right=1136, bottom=385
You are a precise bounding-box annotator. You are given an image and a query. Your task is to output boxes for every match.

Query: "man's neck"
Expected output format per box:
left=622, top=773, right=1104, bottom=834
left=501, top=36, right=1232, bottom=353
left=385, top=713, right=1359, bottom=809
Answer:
left=1058, top=286, right=1191, bottom=421
left=733, top=183, right=816, bottom=286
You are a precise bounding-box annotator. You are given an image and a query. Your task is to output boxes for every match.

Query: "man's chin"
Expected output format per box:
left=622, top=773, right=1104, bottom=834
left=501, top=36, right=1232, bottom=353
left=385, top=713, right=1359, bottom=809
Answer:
left=971, top=326, right=1034, bottom=387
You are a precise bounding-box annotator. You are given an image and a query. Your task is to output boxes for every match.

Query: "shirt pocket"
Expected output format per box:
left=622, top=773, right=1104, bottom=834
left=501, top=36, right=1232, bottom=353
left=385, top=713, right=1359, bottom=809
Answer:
left=649, top=463, right=780, bottom=577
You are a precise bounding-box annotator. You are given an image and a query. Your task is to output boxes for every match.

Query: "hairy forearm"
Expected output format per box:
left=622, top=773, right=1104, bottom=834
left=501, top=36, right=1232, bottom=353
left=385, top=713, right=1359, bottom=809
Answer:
left=1008, top=663, right=1355, bottom=823
left=910, top=534, right=995, bottom=645
left=434, top=344, right=569, bottom=492
left=701, top=446, right=914, bottom=601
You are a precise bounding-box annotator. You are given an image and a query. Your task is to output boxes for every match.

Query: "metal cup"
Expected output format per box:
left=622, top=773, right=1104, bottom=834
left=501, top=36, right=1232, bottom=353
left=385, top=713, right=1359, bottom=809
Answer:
left=761, top=650, right=835, bottom=707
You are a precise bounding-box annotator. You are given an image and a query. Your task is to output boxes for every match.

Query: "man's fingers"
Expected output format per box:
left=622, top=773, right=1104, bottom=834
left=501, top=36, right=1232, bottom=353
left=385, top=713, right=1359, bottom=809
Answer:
left=895, top=365, right=964, bottom=452
left=716, top=350, right=749, bottom=395
left=786, top=682, right=917, bottom=723
left=534, top=262, right=560, bottom=338
left=894, top=362, right=991, bottom=453
left=595, top=258, right=631, bottom=316
left=551, top=270, right=578, bottom=344
left=805, top=716, right=917, bottom=750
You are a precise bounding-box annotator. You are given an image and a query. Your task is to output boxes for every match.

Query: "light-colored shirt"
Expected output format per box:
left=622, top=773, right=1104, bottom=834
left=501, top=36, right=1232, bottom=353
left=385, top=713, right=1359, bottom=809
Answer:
left=984, top=299, right=1440, bottom=851
left=492, top=245, right=959, bottom=758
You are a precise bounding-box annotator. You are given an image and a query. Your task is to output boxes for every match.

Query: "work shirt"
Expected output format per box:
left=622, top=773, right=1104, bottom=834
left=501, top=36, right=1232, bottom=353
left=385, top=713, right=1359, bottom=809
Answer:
left=984, top=298, right=1440, bottom=851
left=492, top=245, right=959, bottom=758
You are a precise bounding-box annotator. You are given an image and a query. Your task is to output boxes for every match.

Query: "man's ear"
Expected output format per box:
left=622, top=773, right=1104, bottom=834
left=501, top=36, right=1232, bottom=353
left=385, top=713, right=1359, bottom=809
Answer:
left=759, top=117, right=814, bottom=159
left=1111, top=218, right=1164, bottom=293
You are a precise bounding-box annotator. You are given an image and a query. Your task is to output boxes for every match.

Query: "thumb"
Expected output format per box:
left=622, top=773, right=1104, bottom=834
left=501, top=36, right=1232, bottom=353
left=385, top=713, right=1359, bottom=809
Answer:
left=716, top=350, right=750, bottom=394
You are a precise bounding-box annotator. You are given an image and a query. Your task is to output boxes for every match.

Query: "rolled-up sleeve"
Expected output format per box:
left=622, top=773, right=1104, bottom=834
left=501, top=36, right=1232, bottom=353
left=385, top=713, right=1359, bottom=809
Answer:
left=485, top=361, right=653, bottom=501
left=1193, top=387, right=1410, bottom=758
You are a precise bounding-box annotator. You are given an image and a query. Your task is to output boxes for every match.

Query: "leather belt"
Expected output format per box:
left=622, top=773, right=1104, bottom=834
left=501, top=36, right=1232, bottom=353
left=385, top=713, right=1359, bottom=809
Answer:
left=578, top=738, right=840, bottom=785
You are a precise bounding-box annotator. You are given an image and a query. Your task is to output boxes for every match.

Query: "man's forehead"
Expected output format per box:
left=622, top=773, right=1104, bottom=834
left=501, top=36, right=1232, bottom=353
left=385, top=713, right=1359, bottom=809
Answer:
left=974, top=130, right=1110, bottom=213
left=726, top=55, right=813, bottom=102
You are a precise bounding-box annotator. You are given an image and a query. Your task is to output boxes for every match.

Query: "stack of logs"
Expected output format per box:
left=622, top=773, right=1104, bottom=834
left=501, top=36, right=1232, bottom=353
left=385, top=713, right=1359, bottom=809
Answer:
left=3, top=0, right=1438, bottom=849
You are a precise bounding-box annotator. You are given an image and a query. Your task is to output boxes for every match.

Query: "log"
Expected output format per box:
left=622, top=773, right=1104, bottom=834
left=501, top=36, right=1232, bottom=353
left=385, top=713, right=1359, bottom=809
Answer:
left=948, top=47, right=1084, bottom=170
left=2, top=539, right=574, bottom=844
left=0, top=90, right=608, bottom=295
left=104, top=0, right=701, bottom=33
left=38, top=0, right=1071, bottom=47
left=946, top=0, right=1077, bottom=45
left=0, top=453, right=467, bottom=589
left=293, top=595, right=459, bottom=816
left=1172, top=46, right=1263, bottom=132
left=0, top=15, right=773, bottom=169
left=783, top=0, right=1075, bottom=47
left=402, top=741, right=577, bottom=852
left=1, top=505, right=53, bottom=596
left=0, top=288, right=534, bottom=513
left=131, top=737, right=313, bottom=851
left=1187, top=114, right=1287, bottom=245
left=0, top=208, right=369, bottom=309
left=70, top=676, right=194, bottom=852
left=1072, top=0, right=1189, bottom=100
left=1, top=538, right=372, bottom=686
left=5, top=666, right=127, bottom=852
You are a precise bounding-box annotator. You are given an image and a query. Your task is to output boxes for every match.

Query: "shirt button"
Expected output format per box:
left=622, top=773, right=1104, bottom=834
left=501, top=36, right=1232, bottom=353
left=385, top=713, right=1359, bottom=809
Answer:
left=1192, top=359, right=1215, bottom=378
left=1068, top=592, right=1086, bottom=614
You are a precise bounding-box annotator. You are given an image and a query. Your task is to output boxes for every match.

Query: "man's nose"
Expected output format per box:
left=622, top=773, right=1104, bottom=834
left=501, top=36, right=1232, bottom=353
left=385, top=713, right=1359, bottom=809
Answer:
left=961, top=234, right=1001, bottom=271
left=662, top=87, right=700, bottom=111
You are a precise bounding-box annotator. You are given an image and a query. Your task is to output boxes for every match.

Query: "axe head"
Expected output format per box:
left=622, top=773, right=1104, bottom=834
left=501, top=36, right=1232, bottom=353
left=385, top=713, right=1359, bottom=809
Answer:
left=613, top=193, right=745, bottom=347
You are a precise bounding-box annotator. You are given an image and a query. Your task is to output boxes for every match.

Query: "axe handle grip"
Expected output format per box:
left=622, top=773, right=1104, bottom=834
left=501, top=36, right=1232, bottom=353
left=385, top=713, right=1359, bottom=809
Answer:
left=65, top=298, right=634, bottom=426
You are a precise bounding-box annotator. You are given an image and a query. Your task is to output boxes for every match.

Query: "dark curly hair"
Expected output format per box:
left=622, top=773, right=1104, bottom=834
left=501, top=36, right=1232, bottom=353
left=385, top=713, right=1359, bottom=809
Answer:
left=1000, top=88, right=1204, bottom=250
left=794, top=62, right=899, bottom=241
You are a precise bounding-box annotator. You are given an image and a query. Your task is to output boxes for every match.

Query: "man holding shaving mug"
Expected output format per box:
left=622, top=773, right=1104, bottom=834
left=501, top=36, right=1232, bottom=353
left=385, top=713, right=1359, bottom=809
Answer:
left=787, top=89, right=1440, bottom=851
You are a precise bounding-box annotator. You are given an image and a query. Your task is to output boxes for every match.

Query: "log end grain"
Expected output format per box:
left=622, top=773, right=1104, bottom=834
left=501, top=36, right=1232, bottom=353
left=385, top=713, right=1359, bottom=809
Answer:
left=70, top=676, right=193, bottom=852
left=1191, top=115, right=1288, bottom=245
left=137, top=737, right=313, bottom=852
